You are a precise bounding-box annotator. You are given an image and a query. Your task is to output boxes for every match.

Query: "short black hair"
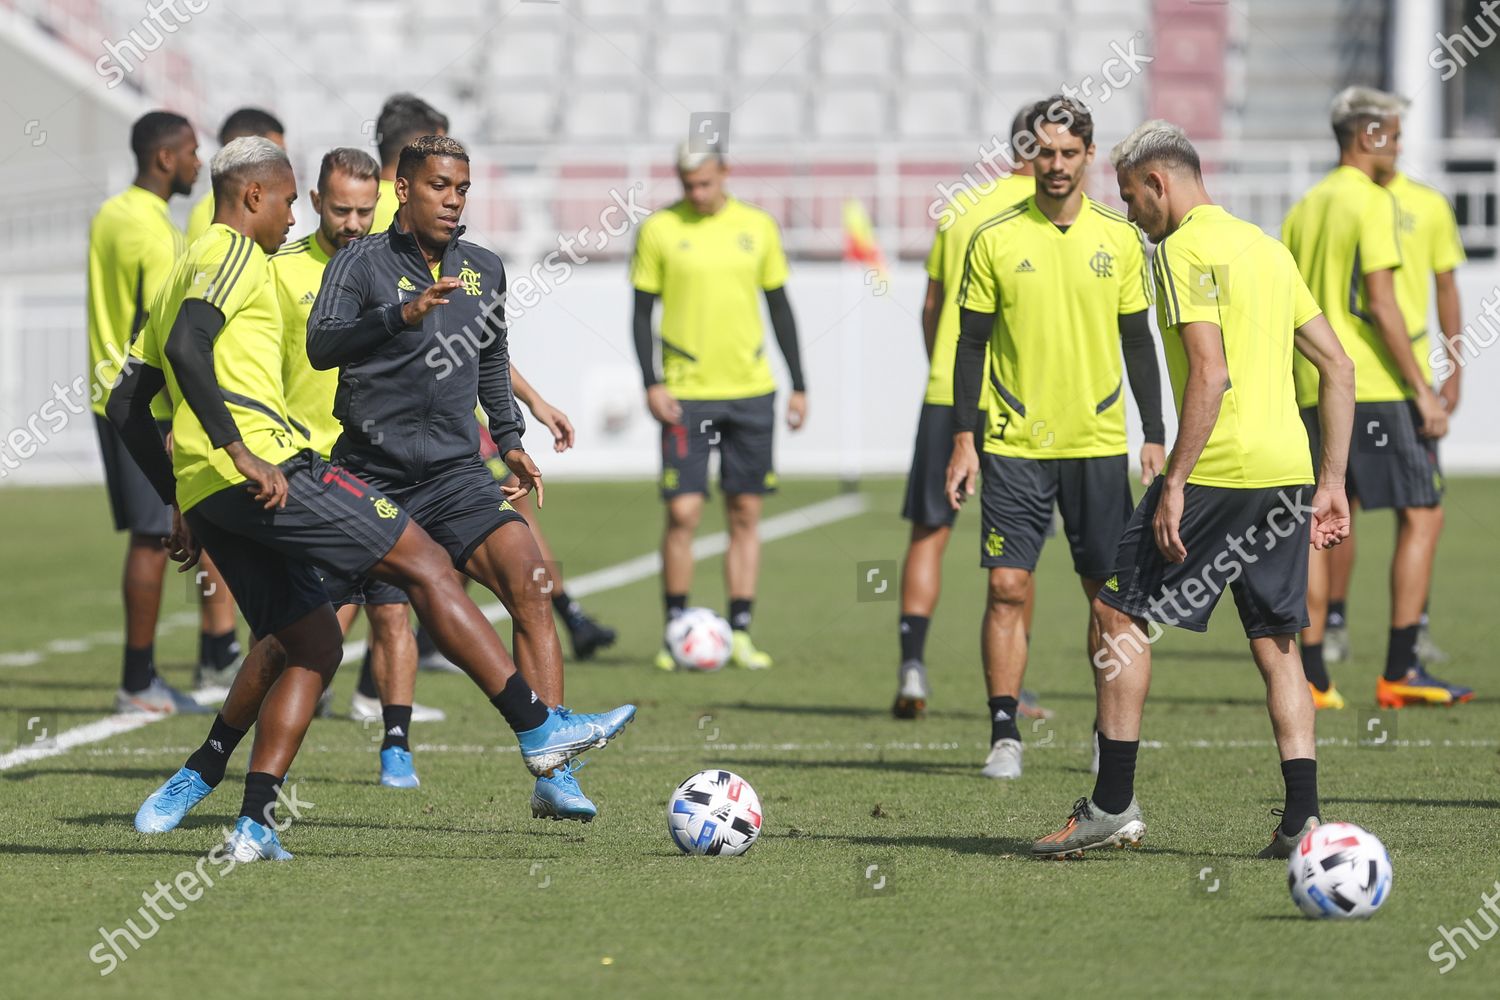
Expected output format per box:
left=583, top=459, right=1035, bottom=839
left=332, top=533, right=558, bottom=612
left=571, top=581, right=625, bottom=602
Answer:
left=396, top=135, right=469, bottom=183
left=130, top=111, right=192, bottom=167
left=317, top=146, right=380, bottom=192
left=1026, top=95, right=1094, bottom=149
left=375, top=94, right=449, bottom=167
left=218, top=107, right=285, bottom=146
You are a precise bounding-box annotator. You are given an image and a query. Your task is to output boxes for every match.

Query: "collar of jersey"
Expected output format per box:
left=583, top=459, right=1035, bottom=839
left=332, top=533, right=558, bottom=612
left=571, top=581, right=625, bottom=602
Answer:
left=1179, top=203, right=1227, bottom=228
left=126, top=184, right=171, bottom=212
left=1027, top=192, right=1089, bottom=234
left=387, top=216, right=466, bottom=267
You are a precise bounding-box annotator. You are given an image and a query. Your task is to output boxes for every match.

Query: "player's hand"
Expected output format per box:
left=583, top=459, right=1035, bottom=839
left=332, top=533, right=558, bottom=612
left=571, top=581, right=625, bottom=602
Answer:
left=400, top=277, right=461, bottom=328
left=786, top=391, right=808, bottom=431
left=226, top=442, right=288, bottom=509
left=529, top=399, right=575, bottom=452
left=1414, top=387, right=1449, bottom=440
left=1139, top=443, right=1165, bottom=485
left=503, top=448, right=544, bottom=509
left=944, top=434, right=980, bottom=511
left=1439, top=375, right=1461, bottom=415
left=164, top=506, right=201, bottom=570
left=646, top=384, right=682, bottom=426
left=1309, top=482, right=1352, bottom=550
left=1153, top=481, right=1188, bottom=564
left=163, top=429, right=174, bottom=459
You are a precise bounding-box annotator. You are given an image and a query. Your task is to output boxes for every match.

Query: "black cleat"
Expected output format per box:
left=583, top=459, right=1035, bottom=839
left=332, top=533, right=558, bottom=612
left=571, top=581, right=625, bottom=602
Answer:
left=566, top=612, right=618, bottom=660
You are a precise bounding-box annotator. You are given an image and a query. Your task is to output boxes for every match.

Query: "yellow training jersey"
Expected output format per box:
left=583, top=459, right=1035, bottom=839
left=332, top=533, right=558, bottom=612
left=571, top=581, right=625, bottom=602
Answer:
left=1153, top=205, right=1318, bottom=488
left=1283, top=165, right=1405, bottom=406
left=86, top=186, right=186, bottom=418
left=630, top=196, right=789, bottom=400
left=131, top=225, right=305, bottom=511
left=371, top=178, right=398, bottom=235
left=186, top=191, right=214, bottom=244
left=923, top=172, right=1035, bottom=406
left=270, top=234, right=341, bottom=458
left=1387, top=172, right=1466, bottom=385
left=955, top=195, right=1151, bottom=459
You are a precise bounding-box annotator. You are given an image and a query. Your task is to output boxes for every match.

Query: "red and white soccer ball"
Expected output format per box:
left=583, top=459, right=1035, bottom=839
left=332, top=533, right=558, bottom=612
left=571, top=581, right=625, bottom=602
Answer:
left=665, top=608, right=733, bottom=671
left=667, top=769, right=763, bottom=857
left=1287, top=822, right=1393, bottom=919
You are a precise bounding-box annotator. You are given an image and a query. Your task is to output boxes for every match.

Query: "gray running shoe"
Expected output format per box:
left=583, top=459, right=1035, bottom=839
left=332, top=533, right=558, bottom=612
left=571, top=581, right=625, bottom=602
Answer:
left=193, top=656, right=242, bottom=694
left=115, top=678, right=211, bottom=715
left=892, top=659, right=930, bottom=719
left=1415, top=623, right=1449, bottom=664
left=1256, top=813, right=1319, bottom=860
left=981, top=738, right=1023, bottom=779
left=1323, top=623, right=1350, bottom=664
left=1032, top=796, right=1146, bottom=859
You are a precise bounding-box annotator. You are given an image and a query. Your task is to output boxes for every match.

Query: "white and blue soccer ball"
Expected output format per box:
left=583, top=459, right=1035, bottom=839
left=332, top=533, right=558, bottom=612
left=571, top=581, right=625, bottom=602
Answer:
left=1288, top=821, right=1393, bottom=919
left=665, top=608, right=733, bottom=671
left=668, top=769, right=763, bottom=856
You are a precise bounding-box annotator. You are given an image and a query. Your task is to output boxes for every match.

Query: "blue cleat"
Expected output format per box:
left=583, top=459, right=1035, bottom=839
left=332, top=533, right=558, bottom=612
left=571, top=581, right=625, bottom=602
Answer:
left=516, top=704, right=636, bottom=776
left=224, top=816, right=293, bottom=862
left=379, top=747, right=420, bottom=788
left=134, top=766, right=215, bottom=833
left=531, top=759, right=598, bottom=822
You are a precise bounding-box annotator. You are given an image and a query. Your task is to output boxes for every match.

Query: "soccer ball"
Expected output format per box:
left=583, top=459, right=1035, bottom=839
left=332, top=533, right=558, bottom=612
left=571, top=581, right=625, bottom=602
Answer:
left=1287, top=822, right=1393, bottom=919
left=665, top=608, right=733, bottom=671
left=667, top=769, right=763, bottom=856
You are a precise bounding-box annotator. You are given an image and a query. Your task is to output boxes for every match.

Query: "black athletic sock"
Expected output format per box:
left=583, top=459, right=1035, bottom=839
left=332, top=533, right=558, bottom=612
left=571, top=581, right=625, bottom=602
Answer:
left=198, top=629, right=239, bottom=669
left=665, top=593, right=688, bottom=622
left=1279, top=758, right=1319, bottom=836
left=987, top=695, right=1020, bottom=743
left=1326, top=600, right=1347, bottom=630
left=898, top=614, right=930, bottom=663
left=551, top=590, right=582, bottom=624
left=1384, top=624, right=1419, bottom=681
left=121, top=646, right=156, bottom=693
left=490, top=672, right=549, bottom=733
left=184, top=714, right=249, bottom=786
left=239, top=771, right=281, bottom=827
left=1091, top=736, right=1139, bottom=815
left=356, top=649, right=379, bottom=699
left=728, top=598, right=753, bottom=632
left=1301, top=642, right=1330, bottom=692
left=381, top=705, right=413, bottom=752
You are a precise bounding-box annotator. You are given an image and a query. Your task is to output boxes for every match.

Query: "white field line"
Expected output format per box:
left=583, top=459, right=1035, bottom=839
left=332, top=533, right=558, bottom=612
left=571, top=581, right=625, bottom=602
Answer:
left=0, top=493, right=869, bottom=771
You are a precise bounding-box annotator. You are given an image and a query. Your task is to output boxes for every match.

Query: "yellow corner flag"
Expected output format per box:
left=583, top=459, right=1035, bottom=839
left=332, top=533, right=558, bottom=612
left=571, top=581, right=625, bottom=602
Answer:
left=842, top=199, right=888, bottom=284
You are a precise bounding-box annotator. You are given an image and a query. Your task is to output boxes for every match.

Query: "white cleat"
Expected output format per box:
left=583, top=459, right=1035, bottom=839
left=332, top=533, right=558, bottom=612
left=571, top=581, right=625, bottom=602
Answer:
left=349, top=691, right=447, bottom=723
left=981, top=738, right=1023, bottom=780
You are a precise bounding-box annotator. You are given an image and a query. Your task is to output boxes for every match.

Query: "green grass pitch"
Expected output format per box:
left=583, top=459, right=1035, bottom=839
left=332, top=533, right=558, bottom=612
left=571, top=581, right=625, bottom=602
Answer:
left=1, top=476, right=1497, bottom=998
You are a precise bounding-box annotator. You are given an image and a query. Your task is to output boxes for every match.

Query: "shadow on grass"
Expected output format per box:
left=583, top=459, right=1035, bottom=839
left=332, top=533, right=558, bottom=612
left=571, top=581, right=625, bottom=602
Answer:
left=3, top=767, right=178, bottom=783
left=705, top=701, right=974, bottom=721
left=1036, top=690, right=1265, bottom=708
left=1324, top=796, right=1500, bottom=810
left=0, top=842, right=210, bottom=859
left=58, top=812, right=583, bottom=839
left=765, top=830, right=1195, bottom=859
left=717, top=756, right=975, bottom=776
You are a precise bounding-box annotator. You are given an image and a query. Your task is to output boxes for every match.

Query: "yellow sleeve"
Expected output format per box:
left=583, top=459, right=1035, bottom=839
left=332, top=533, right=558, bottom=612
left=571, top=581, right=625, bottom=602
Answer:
left=186, top=193, right=214, bottom=244
left=1292, top=267, right=1323, bottom=328
left=1358, top=189, right=1403, bottom=274
left=187, top=234, right=264, bottom=317
left=1117, top=224, right=1152, bottom=313
left=132, top=286, right=165, bottom=369
left=955, top=229, right=998, bottom=313
left=272, top=263, right=301, bottom=388
left=759, top=215, right=790, bottom=290
left=1431, top=195, right=1466, bottom=274
left=1153, top=237, right=1220, bottom=329
left=923, top=224, right=944, bottom=282
left=629, top=218, right=664, bottom=294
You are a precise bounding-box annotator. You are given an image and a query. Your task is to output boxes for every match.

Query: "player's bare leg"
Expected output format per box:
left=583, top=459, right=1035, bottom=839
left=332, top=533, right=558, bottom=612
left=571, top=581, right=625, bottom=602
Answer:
left=1299, top=544, right=1343, bottom=708
left=365, top=601, right=421, bottom=787
left=893, top=523, right=949, bottom=717
left=462, top=521, right=563, bottom=705
left=1250, top=634, right=1321, bottom=857
left=511, top=491, right=617, bottom=660
left=194, top=554, right=242, bottom=692
left=1325, top=507, right=1357, bottom=663
left=724, top=492, right=770, bottom=668
left=979, top=566, right=1031, bottom=779
left=1378, top=505, right=1468, bottom=706
left=657, top=494, right=705, bottom=669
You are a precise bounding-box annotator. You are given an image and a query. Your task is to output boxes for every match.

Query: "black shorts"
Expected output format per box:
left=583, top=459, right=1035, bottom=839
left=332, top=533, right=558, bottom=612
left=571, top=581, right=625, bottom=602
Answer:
left=184, top=452, right=409, bottom=637
left=1098, top=479, right=1313, bottom=639
left=358, top=456, right=528, bottom=568
left=322, top=575, right=409, bottom=608
left=979, top=454, right=1131, bottom=578
left=1302, top=402, right=1442, bottom=511
left=902, top=402, right=973, bottom=528
left=662, top=393, right=777, bottom=498
left=95, top=415, right=172, bottom=536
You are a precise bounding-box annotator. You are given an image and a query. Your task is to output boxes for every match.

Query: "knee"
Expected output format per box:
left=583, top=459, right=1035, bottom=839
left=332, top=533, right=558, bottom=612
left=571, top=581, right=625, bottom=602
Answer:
left=667, top=504, right=702, bottom=533
left=986, top=571, right=1030, bottom=609
left=368, top=605, right=414, bottom=645
left=1091, top=596, right=1134, bottom=637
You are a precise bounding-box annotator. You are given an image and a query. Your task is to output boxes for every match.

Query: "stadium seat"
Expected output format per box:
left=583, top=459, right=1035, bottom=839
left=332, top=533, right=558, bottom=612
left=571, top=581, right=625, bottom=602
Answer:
left=820, top=27, right=893, bottom=79
left=813, top=88, right=888, bottom=140
left=489, top=30, right=566, bottom=80
left=655, top=28, right=732, bottom=80
left=560, top=90, right=641, bottom=140
left=732, top=88, right=809, bottom=143
left=897, top=86, right=974, bottom=140
left=570, top=27, right=649, bottom=80
left=901, top=29, right=983, bottom=78
left=738, top=27, right=811, bottom=78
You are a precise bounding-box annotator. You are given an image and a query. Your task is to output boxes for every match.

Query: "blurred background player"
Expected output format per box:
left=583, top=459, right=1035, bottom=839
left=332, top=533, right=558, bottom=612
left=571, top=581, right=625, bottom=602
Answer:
left=87, top=110, right=230, bottom=713
left=895, top=104, right=1043, bottom=721
left=269, top=146, right=443, bottom=788
left=1322, top=139, right=1468, bottom=671
left=946, top=98, right=1164, bottom=781
left=631, top=140, right=807, bottom=671
left=1283, top=87, right=1471, bottom=711
left=370, top=94, right=448, bottom=235
left=186, top=107, right=286, bottom=243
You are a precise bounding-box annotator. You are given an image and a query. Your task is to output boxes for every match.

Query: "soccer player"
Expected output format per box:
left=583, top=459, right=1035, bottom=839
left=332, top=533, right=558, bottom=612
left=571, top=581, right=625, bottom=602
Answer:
left=1321, top=148, right=1468, bottom=671
left=112, top=137, right=633, bottom=859
left=268, top=146, right=444, bottom=787
left=631, top=140, right=807, bottom=671
left=946, top=97, right=1164, bottom=781
left=306, top=135, right=619, bottom=820
left=895, top=104, right=1045, bottom=720
left=88, top=110, right=234, bottom=712
left=186, top=107, right=286, bottom=243
left=370, top=94, right=447, bottom=235
left=1283, top=87, right=1471, bottom=710
left=1031, top=120, right=1355, bottom=860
